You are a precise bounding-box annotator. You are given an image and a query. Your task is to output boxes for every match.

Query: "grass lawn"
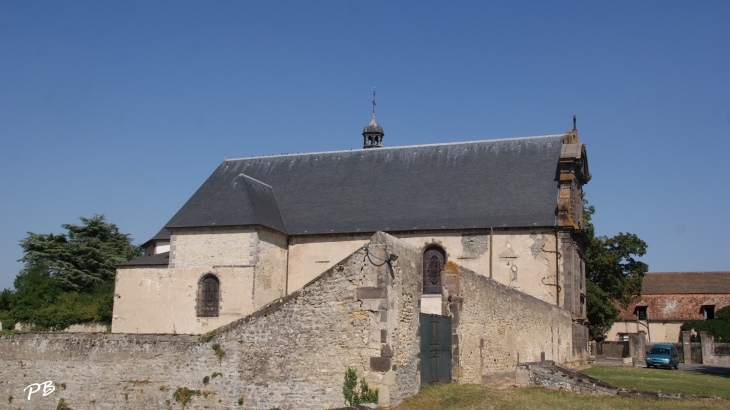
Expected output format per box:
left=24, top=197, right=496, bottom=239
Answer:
left=582, top=365, right=730, bottom=398
left=390, top=383, right=729, bottom=410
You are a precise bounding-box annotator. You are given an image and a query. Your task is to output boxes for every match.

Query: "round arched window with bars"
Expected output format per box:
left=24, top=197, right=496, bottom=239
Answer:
left=423, top=246, right=445, bottom=295
left=198, top=274, right=220, bottom=317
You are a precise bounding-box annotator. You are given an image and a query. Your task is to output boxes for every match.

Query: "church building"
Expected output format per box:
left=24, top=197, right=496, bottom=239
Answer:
left=112, top=108, right=590, bottom=356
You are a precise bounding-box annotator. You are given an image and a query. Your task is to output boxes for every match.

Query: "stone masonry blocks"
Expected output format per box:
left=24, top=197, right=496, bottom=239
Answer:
left=2, top=232, right=423, bottom=410
left=450, top=264, right=574, bottom=384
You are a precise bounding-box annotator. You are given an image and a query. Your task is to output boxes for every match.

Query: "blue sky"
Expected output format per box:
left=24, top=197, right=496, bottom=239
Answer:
left=1, top=1, right=729, bottom=290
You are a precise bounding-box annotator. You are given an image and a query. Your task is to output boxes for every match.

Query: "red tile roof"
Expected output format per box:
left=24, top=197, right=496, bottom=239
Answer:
left=615, top=272, right=730, bottom=321
left=618, top=294, right=730, bottom=321
left=641, top=272, right=730, bottom=294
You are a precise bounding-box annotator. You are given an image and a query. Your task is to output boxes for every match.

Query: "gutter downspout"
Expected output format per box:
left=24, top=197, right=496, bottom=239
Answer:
left=284, top=236, right=290, bottom=296
left=636, top=317, right=651, bottom=343
left=489, top=227, right=493, bottom=280
left=555, top=226, right=560, bottom=307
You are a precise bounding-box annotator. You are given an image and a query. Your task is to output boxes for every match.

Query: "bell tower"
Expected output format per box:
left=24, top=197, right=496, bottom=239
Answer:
left=362, top=89, right=384, bottom=149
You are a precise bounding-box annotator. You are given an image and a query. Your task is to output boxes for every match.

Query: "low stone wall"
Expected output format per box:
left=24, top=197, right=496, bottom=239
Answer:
left=516, top=361, right=616, bottom=395
left=6, top=321, right=109, bottom=333
left=517, top=361, right=730, bottom=400
left=715, top=343, right=730, bottom=355
left=701, top=332, right=730, bottom=365
left=0, top=232, right=422, bottom=410
left=64, top=322, right=109, bottom=333
left=447, top=264, right=574, bottom=384
left=598, top=341, right=629, bottom=359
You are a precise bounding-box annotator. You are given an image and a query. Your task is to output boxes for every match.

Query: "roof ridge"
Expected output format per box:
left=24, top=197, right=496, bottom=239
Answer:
left=646, top=271, right=730, bottom=274
left=240, top=174, right=289, bottom=234
left=237, top=173, right=273, bottom=189
left=224, top=134, right=564, bottom=162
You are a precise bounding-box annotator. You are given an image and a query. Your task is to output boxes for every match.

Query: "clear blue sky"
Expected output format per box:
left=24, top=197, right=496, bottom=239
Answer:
left=1, top=1, right=729, bottom=290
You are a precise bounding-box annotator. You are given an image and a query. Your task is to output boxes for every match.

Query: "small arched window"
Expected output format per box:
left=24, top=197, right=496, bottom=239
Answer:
left=198, top=274, right=220, bottom=317
left=423, top=246, right=445, bottom=295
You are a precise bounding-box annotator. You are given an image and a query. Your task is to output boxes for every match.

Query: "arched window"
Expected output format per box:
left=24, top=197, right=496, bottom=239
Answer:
left=423, top=246, right=445, bottom=294
left=198, top=274, right=220, bottom=317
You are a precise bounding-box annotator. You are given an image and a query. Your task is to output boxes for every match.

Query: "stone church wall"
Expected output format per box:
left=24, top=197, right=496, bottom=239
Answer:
left=169, top=227, right=258, bottom=268
left=286, top=229, right=561, bottom=308
left=286, top=234, right=370, bottom=292
left=448, top=264, right=573, bottom=384
left=2, top=232, right=422, bottom=409
left=112, top=227, right=287, bottom=335
left=112, top=265, right=255, bottom=334
left=400, top=229, right=559, bottom=307
left=252, top=229, right=288, bottom=309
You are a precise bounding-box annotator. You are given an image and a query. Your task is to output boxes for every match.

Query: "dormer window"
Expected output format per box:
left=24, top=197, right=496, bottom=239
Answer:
left=702, top=305, right=715, bottom=320
left=636, top=306, right=648, bottom=321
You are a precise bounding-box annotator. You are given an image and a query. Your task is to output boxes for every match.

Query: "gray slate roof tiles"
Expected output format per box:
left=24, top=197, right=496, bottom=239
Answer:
left=164, top=135, right=565, bottom=235
left=150, top=228, right=171, bottom=241
left=118, top=252, right=170, bottom=267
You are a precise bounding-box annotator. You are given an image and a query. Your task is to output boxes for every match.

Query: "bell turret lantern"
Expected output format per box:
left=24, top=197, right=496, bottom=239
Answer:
left=363, top=89, right=384, bottom=149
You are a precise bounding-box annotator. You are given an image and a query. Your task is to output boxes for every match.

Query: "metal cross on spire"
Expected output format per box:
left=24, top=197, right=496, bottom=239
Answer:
left=372, top=88, right=376, bottom=115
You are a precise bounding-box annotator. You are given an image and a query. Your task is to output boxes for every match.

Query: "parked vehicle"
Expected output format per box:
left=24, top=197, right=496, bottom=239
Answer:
left=646, top=344, right=680, bottom=369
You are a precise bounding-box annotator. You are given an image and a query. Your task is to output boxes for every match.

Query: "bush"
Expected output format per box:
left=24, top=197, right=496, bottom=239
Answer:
left=56, top=398, right=71, bottom=410
left=681, top=306, right=730, bottom=342
left=173, top=387, right=200, bottom=408
left=1, top=267, right=115, bottom=331
left=212, top=344, right=226, bottom=361
left=342, top=367, right=379, bottom=406
left=359, top=378, right=379, bottom=404
left=716, top=306, right=730, bottom=322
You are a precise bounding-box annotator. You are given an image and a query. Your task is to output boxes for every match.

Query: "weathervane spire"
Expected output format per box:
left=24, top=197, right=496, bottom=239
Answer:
left=372, top=88, right=376, bottom=116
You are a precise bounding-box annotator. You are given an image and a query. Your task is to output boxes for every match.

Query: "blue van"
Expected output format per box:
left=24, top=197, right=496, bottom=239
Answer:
left=646, top=344, right=680, bottom=369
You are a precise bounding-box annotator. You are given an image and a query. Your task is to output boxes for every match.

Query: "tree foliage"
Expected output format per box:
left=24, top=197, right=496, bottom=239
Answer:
left=18, top=215, right=142, bottom=292
left=0, top=215, right=141, bottom=331
left=585, top=279, right=619, bottom=341
left=680, top=306, right=730, bottom=343
left=584, top=202, right=649, bottom=341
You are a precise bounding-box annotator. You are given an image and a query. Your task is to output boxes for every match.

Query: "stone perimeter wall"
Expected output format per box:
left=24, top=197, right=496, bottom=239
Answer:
left=0, top=231, right=576, bottom=409
left=449, top=264, right=574, bottom=384
left=0, top=232, right=421, bottom=410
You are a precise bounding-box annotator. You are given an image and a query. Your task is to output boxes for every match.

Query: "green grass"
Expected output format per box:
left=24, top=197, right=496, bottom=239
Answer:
left=582, top=365, right=730, bottom=398
left=391, top=383, right=729, bottom=410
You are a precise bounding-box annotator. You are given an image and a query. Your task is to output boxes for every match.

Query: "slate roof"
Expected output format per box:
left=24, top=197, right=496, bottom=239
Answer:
left=150, top=228, right=171, bottom=241
left=642, top=272, right=730, bottom=294
left=165, top=135, right=566, bottom=235
left=117, top=252, right=170, bottom=267
left=140, top=227, right=171, bottom=248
